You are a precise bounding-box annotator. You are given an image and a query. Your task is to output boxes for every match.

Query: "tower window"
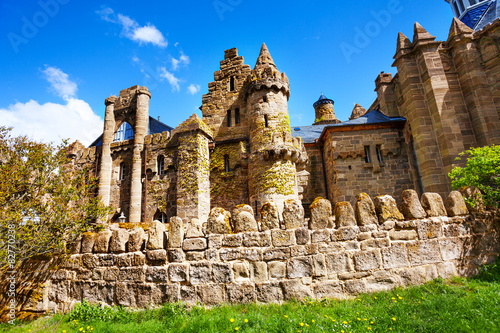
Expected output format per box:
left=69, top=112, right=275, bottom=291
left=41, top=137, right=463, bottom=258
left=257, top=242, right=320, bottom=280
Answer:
left=120, top=163, right=127, bottom=180
left=376, top=145, right=383, bottom=163
left=154, top=211, right=167, bottom=223
left=263, top=96, right=268, bottom=103
left=264, top=115, right=269, bottom=128
left=364, top=146, right=371, bottom=164
left=229, top=77, right=235, bottom=91
left=227, top=110, right=232, bottom=127
left=235, top=108, right=240, bottom=125
left=157, top=155, right=165, bottom=175
left=224, top=154, right=231, bottom=172
left=114, top=122, right=134, bottom=142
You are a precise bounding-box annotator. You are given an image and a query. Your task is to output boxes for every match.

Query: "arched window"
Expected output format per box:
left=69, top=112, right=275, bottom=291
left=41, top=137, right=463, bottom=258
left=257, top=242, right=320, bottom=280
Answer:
left=154, top=210, right=168, bottom=223
left=224, top=154, right=231, bottom=172
left=114, top=122, right=134, bottom=142
left=227, top=110, right=232, bottom=127
left=120, top=163, right=127, bottom=180
left=157, top=155, right=165, bottom=175
left=235, top=108, right=240, bottom=125
left=229, top=76, right=235, bottom=91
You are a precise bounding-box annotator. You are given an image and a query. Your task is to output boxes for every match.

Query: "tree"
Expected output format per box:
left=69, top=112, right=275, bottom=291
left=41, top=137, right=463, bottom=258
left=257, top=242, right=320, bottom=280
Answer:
left=449, top=145, right=500, bottom=209
left=0, top=126, right=110, bottom=269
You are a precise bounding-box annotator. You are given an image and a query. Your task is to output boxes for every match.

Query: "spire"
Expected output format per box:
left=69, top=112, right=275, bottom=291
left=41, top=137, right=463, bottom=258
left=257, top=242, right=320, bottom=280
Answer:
left=396, top=32, right=412, bottom=52
left=448, top=17, right=474, bottom=40
left=255, top=43, right=277, bottom=69
left=350, top=104, right=367, bottom=120
left=413, top=22, right=436, bottom=42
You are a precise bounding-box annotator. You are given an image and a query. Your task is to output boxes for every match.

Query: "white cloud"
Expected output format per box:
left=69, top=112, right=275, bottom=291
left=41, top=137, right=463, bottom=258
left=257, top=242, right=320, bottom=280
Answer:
left=97, top=7, right=167, bottom=48
left=171, top=52, right=190, bottom=71
left=41, top=66, right=78, bottom=101
left=159, top=67, right=180, bottom=92
left=0, top=99, right=103, bottom=146
left=187, top=84, right=200, bottom=95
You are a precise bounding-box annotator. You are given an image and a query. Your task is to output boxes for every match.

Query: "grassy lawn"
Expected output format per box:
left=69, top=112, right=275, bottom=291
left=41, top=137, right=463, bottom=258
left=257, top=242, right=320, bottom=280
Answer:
left=1, top=262, right=499, bottom=333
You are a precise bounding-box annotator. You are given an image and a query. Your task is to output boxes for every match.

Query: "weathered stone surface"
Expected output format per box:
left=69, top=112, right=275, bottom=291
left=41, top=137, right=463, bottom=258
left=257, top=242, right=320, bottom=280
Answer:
left=287, top=256, right=313, bottom=278
left=241, top=248, right=262, bottom=261
left=222, top=234, right=242, bottom=247
left=344, top=279, right=367, bottom=294
left=325, top=253, right=351, bottom=275
left=146, top=266, right=169, bottom=282
left=93, top=229, right=113, bottom=253
left=263, top=247, right=290, bottom=261
left=309, top=197, right=332, bottom=229
left=406, top=240, right=442, bottom=266
left=436, top=262, right=456, bottom=279
left=460, top=187, right=485, bottom=212
left=332, top=227, right=359, bottom=241
left=280, top=280, right=313, bottom=300
left=338, top=271, right=370, bottom=280
left=261, top=202, right=280, bottom=231
left=208, top=234, right=223, bottom=249
left=243, top=231, right=272, bottom=247
left=389, top=230, right=418, bottom=241
left=421, top=193, right=447, bottom=217
left=119, top=267, right=145, bottom=282
left=182, top=238, right=207, bottom=251
left=232, top=205, right=258, bottom=233
left=256, top=283, right=284, bottom=302
left=311, top=229, right=331, bottom=243
left=146, top=249, right=167, bottom=262
left=128, top=227, right=146, bottom=252
left=382, top=242, right=410, bottom=269
left=416, top=219, right=443, bottom=240
left=168, top=216, right=184, bottom=248
left=374, top=195, right=404, bottom=222
left=220, top=248, right=241, bottom=261
left=353, top=249, right=382, bottom=271
left=313, top=281, right=344, bottom=299
left=185, top=218, right=204, bottom=238
left=250, top=261, right=268, bottom=282
left=271, top=229, right=296, bottom=247
left=233, top=261, right=250, bottom=282
left=400, top=189, right=427, bottom=219
left=399, top=266, right=426, bottom=286
left=355, top=193, right=378, bottom=226
left=190, top=262, right=211, bottom=284
left=360, top=238, right=390, bottom=251
left=213, top=262, right=233, bottom=283
left=268, top=261, right=286, bottom=279
left=115, top=282, right=136, bottom=307
left=110, top=229, right=129, bottom=253
left=295, top=228, right=310, bottom=245
left=186, top=251, right=205, bottom=261
left=283, top=199, right=305, bottom=229
left=168, top=248, right=185, bottom=262
left=206, top=207, right=232, bottom=234
left=147, top=221, right=166, bottom=250
left=335, top=202, right=356, bottom=227
left=169, top=263, right=189, bottom=282
left=312, top=254, right=327, bottom=277
left=439, top=238, right=464, bottom=260
left=81, top=232, right=97, bottom=253
left=227, top=283, right=256, bottom=303
left=291, top=244, right=319, bottom=257
left=196, top=284, right=225, bottom=305
left=445, top=191, right=469, bottom=217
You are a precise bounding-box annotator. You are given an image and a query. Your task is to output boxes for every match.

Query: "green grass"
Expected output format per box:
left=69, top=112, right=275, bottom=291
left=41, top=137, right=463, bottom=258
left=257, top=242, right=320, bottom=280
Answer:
left=2, top=262, right=500, bottom=333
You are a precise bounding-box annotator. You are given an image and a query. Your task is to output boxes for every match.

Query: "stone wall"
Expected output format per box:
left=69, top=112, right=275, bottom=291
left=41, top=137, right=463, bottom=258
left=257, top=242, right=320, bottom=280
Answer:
left=2, top=190, right=498, bottom=319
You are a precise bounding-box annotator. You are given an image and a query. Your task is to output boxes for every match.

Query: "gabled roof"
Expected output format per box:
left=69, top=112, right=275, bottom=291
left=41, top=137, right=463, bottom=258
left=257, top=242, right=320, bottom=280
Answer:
left=291, top=110, right=406, bottom=144
left=89, top=116, right=173, bottom=147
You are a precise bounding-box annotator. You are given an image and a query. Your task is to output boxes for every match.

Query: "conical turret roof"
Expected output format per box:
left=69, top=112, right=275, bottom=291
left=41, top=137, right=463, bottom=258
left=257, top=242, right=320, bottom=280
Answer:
left=255, top=43, right=277, bottom=69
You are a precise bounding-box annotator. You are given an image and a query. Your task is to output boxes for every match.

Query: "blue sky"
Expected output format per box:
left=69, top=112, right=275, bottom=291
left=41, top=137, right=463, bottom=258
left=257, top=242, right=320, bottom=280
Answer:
left=1, top=0, right=454, bottom=145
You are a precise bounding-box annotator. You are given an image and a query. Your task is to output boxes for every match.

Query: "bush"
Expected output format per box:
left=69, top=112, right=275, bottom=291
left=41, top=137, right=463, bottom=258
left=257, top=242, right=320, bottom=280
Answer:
left=449, top=145, right=500, bottom=208
left=68, top=300, right=127, bottom=322
left=473, top=257, right=500, bottom=283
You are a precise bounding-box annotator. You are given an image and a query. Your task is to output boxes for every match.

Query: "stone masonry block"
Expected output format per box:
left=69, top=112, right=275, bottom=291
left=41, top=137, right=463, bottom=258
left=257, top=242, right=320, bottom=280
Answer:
left=400, top=189, right=427, bottom=219
left=445, top=191, right=469, bottom=217
left=233, top=261, right=250, bottom=282
left=271, top=229, right=296, bottom=247
left=226, top=283, right=256, bottom=303
left=190, top=262, right=212, bottom=284
left=355, top=193, right=378, bottom=226
left=283, top=199, right=305, bottom=229
left=207, top=207, right=232, bottom=234
left=295, top=228, right=310, bottom=245
left=94, top=229, right=113, bottom=253
left=196, top=284, right=225, bottom=305
left=213, top=262, right=233, bottom=283
left=169, top=263, right=189, bottom=282
left=110, top=229, right=129, bottom=253
left=416, top=219, right=443, bottom=240
left=374, top=195, right=404, bottom=222
left=147, top=221, right=166, bottom=250
left=421, top=193, right=447, bottom=217
left=268, top=261, right=286, bottom=279
left=406, top=240, right=442, bottom=266
left=182, top=238, right=207, bottom=251
left=261, top=202, right=280, bottom=231
left=81, top=232, right=96, bottom=253
left=309, top=197, right=332, bottom=230
left=128, top=227, right=146, bottom=252
left=382, top=242, right=410, bottom=269
left=232, top=205, right=259, bottom=233
left=222, top=234, right=242, bottom=247
left=287, top=256, right=313, bottom=278
left=335, top=202, right=357, bottom=228
left=325, top=253, right=351, bottom=275
left=354, top=249, right=382, bottom=271
left=169, top=216, right=184, bottom=248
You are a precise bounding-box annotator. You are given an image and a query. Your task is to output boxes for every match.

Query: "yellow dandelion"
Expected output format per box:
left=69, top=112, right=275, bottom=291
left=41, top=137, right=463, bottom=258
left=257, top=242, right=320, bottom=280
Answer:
left=390, top=328, right=393, bottom=331
left=79, top=329, right=83, bottom=332
left=300, top=322, right=304, bottom=327
left=357, top=318, right=361, bottom=321
left=391, top=297, right=396, bottom=300
left=392, top=317, right=397, bottom=321
left=364, top=318, right=368, bottom=321
left=230, top=318, right=235, bottom=323
left=398, top=296, right=403, bottom=300
left=341, top=331, right=345, bottom=333
left=370, top=321, right=374, bottom=324
left=306, top=324, right=309, bottom=327
left=63, top=331, right=67, bottom=333
left=87, top=327, right=90, bottom=330
left=244, top=319, right=248, bottom=323
left=285, top=315, right=288, bottom=318
left=312, top=319, right=315, bottom=323
left=235, top=327, right=239, bottom=331
left=368, top=328, right=372, bottom=330
left=343, top=321, right=348, bottom=324
left=374, top=296, right=377, bottom=299
left=325, top=315, right=328, bottom=318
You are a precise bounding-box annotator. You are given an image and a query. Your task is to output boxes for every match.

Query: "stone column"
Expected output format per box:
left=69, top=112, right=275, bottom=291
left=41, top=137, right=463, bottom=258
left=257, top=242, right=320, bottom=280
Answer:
left=129, top=88, right=151, bottom=223
left=97, top=96, right=117, bottom=210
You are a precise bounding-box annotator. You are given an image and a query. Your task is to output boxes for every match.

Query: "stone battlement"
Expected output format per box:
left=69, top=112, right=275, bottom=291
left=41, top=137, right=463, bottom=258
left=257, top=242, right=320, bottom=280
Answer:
left=1, top=190, right=498, bottom=319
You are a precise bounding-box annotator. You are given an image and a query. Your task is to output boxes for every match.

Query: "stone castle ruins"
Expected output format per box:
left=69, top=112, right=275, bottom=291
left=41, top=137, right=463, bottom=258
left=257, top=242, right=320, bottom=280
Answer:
left=1, top=7, right=500, bottom=318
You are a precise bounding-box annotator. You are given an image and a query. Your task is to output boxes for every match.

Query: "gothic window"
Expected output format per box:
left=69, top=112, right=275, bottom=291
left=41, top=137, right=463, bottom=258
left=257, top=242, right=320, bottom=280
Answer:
left=224, top=154, right=231, bottom=172
left=114, top=122, right=134, bottom=142
left=227, top=110, right=232, bottom=127
left=120, top=163, right=126, bottom=180
left=154, top=211, right=167, bottom=223
left=229, top=76, right=235, bottom=91
left=364, top=146, right=371, bottom=163
left=376, top=145, right=383, bottom=163
left=235, top=108, right=240, bottom=125
left=157, top=155, right=165, bottom=175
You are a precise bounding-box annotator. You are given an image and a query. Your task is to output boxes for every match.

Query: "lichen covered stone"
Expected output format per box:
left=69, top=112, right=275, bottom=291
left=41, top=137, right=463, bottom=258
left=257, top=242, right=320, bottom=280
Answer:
left=309, top=197, right=332, bottom=230
left=445, top=191, right=469, bottom=217
left=207, top=207, right=232, bottom=234
left=374, top=195, right=404, bottom=222
left=335, top=201, right=356, bottom=228
left=260, top=202, right=280, bottom=231
left=421, top=193, right=447, bottom=217
left=400, top=189, right=426, bottom=219
left=283, top=199, right=305, bottom=229
left=355, top=193, right=378, bottom=226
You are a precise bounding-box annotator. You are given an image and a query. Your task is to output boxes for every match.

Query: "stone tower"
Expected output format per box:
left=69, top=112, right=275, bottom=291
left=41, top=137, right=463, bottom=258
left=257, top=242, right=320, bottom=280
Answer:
left=312, top=93, right=341, bottom=125
left=246, top=44, right=305, bottom=214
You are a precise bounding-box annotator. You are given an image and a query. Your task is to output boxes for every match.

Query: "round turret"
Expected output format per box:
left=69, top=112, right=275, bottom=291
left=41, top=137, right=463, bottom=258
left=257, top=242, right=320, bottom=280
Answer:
left=313, top=93, right=341, bottom=125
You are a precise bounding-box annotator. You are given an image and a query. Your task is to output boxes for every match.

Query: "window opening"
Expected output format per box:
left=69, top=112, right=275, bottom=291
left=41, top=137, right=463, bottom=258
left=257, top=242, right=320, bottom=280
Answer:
left=376, top=145, right=383, bottom=163
left=235, top=108, right=240, bottom=125
left=364, top=146, right=371, bottom=163
left=227, top=110, right=232, bottom=127
left=114, top=122, right=134, bottom=142
left=157, top=156, right=165, bottom=175
left=230, top=77, right=235, bottom=91
left=224, top=154, right=231, bottom=172
left=120, top=163, right=126, bottom=180
left=264, top=115, right=269, bottom=128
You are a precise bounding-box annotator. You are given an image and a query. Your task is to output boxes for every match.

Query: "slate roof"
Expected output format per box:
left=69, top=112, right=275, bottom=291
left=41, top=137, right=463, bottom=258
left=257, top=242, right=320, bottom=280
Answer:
left=89, top=116, right=173, bottom=147
left=291, top=110, right=406, bottom=144
left=461, top=1, right=493, bottom=29
left=313, top=93, right=334, bottom=108
left=475, top=0, right=500, bottom=30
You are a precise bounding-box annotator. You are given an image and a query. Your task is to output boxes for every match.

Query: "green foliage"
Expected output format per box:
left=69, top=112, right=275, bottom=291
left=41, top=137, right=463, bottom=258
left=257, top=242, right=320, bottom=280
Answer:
left=449, top=145, right=500, bottom=208
left=68, top=300, right=127, bottom=322
left=0, top=127, right=110, bottom=269
left=4, top=275, right=500, bottom=332
left=474, top=256, right=500, bottom=282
